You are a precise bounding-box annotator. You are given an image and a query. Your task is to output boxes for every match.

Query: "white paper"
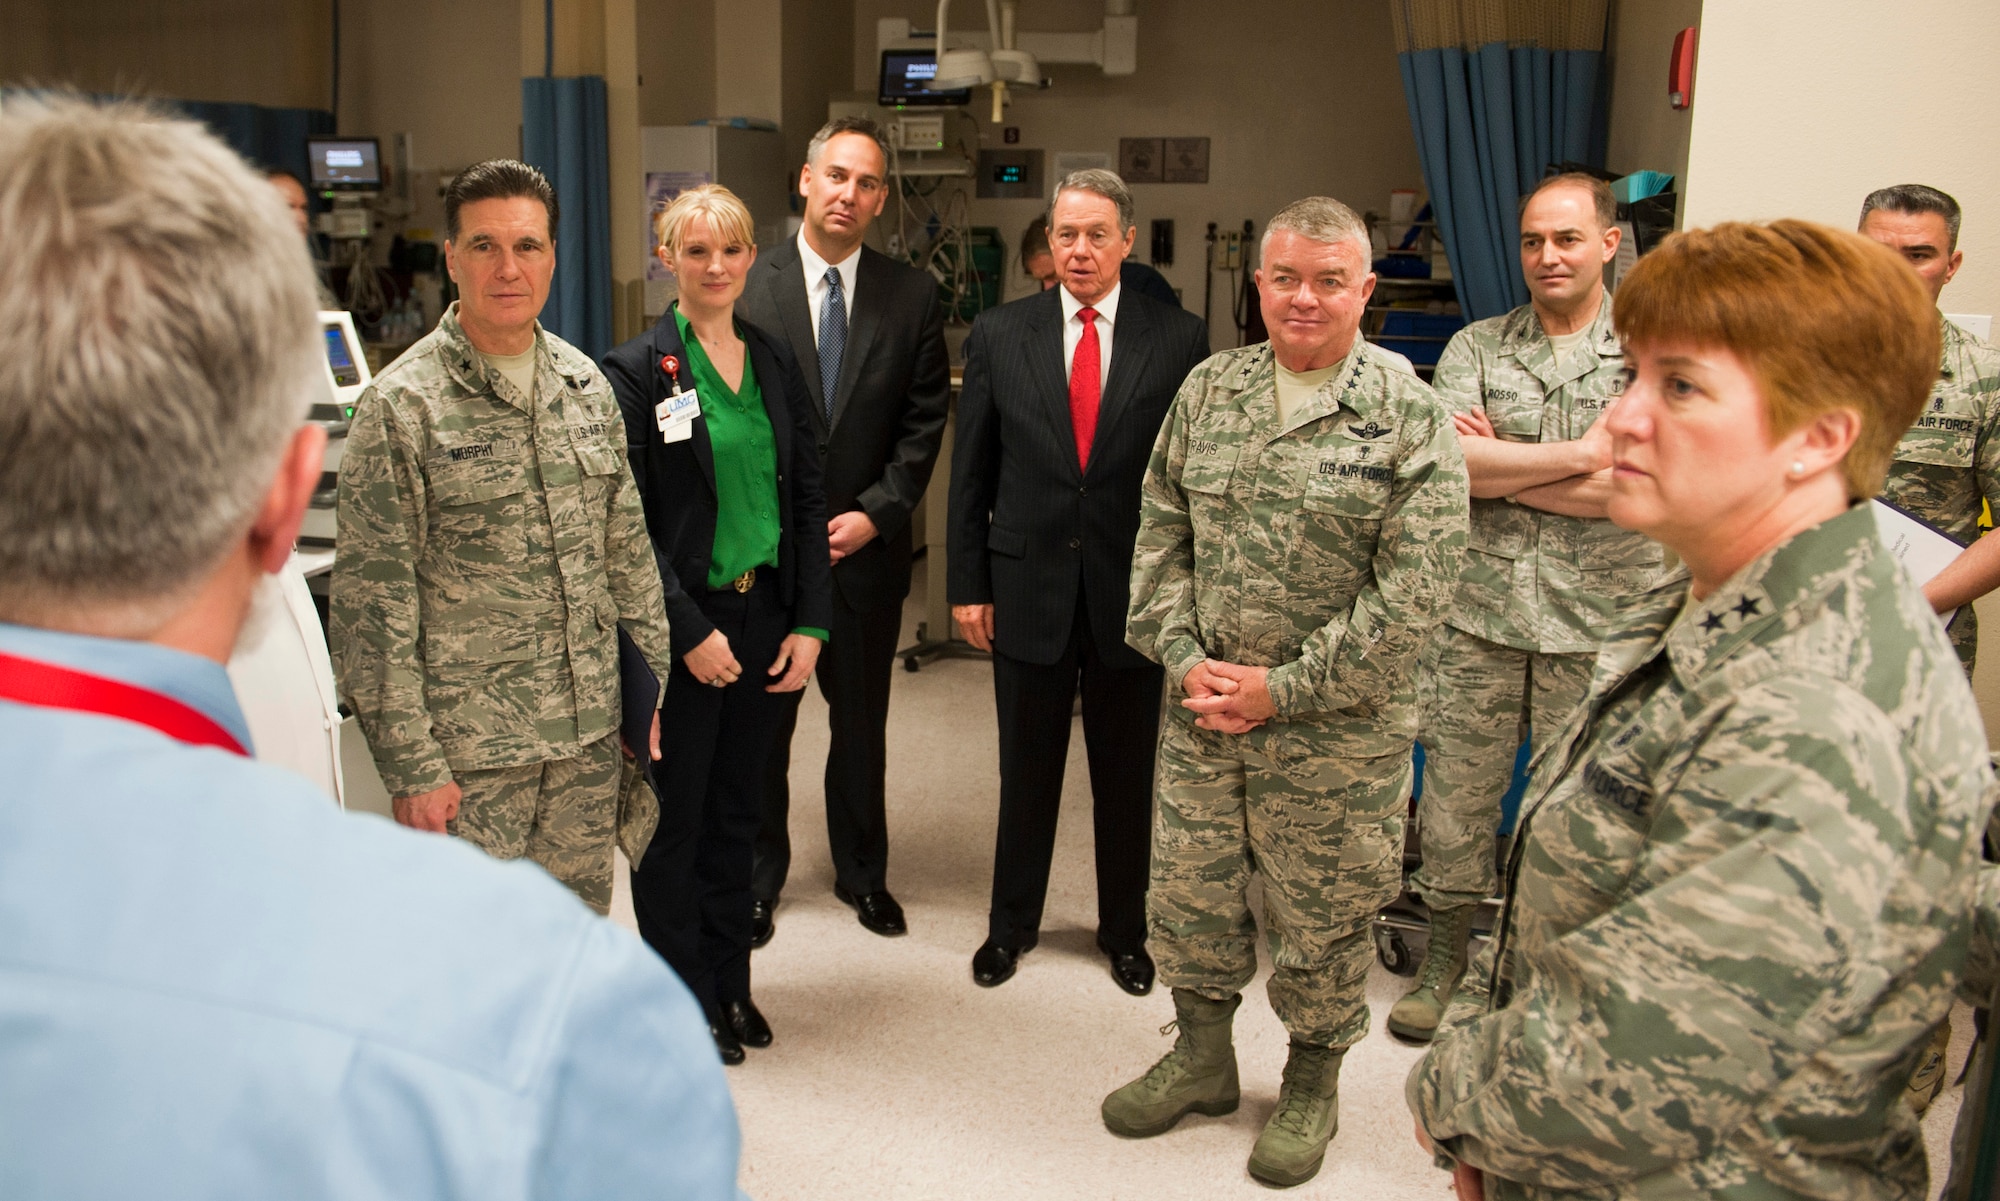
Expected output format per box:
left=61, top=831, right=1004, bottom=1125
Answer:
left=1872, top=499, right=1964, bottom=627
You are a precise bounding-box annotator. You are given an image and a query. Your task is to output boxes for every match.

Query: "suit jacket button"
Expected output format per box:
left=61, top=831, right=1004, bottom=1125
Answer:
left=818, top=442, right=828, bottom=454
left=1078, top=486, right=1087, bottom=495
left=1069, top=537, right=1081, bottom=549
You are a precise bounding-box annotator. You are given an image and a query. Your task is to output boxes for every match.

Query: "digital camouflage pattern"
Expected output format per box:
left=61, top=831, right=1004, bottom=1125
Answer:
left=1411, top=627, right=1592, bottom=911
left=1150, top=722, right=1411, bottom=1045
left=1431, top=301, right=1665, bottom=654
left=1948, top=853, right=2000, bottom=1201
left=1128, top=338, right=1468, bottom=742
left=1409, top=503, right=1993, bottom=1201
left=1129, top=337, right=1467, bottom=1044
left=1412, top=301, right=1666, bottom=914
left=332, top=302, right=673, bottom=803
left=451, top=732, right=624, bottom=913
left=1879, top=315, right=2000, bottom=672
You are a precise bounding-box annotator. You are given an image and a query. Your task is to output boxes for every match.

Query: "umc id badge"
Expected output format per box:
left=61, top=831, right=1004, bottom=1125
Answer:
left=655, top=388, right=699, bottom=444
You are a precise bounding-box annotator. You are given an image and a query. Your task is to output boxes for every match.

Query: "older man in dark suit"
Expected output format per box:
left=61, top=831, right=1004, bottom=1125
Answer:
left=738, top=117, right=950, bottom=945
left=948, top=169, right=1209, bottom=994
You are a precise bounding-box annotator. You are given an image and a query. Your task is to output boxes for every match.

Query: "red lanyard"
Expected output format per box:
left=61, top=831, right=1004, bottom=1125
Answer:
left=0, top=650, right=248, bottom=757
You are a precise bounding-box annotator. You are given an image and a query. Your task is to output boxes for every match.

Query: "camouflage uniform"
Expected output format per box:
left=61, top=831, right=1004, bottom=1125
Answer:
left=1880, top=315, right=2000, bottom=673
left=1415, top=302, right=1665, bottom=911
left=1408, top=503, right=1993, bottom=1200
left=1127, top=338, right=1468, bottom=1045
left=331, top=303, right=673, bottom=913
left=1948, top=856, right=2000, bottom=1200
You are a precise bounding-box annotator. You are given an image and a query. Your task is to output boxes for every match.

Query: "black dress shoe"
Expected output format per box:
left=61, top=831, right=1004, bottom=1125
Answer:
left=1099, top=937, right=1155, bottom=996
left=750, top=898, right=775, bottom=949
left=834, top=884, right=908, bottom=936
left=709, top=1022, right=746, bottom=1066
left=722, top=998, right=773, bottom=1048
left=972, top=939, right=1024, bottom=987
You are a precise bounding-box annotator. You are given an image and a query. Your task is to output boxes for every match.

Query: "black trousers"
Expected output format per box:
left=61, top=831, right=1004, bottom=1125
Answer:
left=631, top=572, right=789, bottom=1018
left=755, top=587, right=903, bottom=900
left=988, top=594, right=1162, bottom=955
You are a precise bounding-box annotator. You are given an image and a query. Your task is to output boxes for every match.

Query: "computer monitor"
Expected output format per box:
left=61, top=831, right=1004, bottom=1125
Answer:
left=307, top=138, right=382, bottom=191
left=878, top=49, right=971, bottom=107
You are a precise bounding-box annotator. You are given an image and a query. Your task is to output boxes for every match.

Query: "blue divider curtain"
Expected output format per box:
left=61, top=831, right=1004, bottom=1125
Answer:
left=173, top=101, right=335, bottom=187
left=522, top=76, right=614, bottom=359
left=0, top=91, right=333, bottom=183
left=1391, top=0, right=1609, bottom=321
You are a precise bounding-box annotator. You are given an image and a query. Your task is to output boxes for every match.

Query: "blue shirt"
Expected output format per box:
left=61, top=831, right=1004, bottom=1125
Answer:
left=0, top=623, right=745, bottom=1201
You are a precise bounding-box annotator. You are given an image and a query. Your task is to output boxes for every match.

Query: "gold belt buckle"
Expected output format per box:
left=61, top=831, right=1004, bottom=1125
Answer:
left=732, top=569, right=755, bottom=593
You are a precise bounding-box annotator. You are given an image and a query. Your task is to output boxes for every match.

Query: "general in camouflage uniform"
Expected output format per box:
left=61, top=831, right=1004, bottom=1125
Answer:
left=1408, top=503, right=1992, bottom=1201
left=1104, top=198, right=1467, bottom=1189
left=1880, top=315, right=2000, bottom=669
left=332, top=299, right=673, bottom=913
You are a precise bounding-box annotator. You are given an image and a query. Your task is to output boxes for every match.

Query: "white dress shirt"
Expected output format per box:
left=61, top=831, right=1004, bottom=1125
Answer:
left=798, top=231, right=860, bottom=350
left=1059, top=280, right=1120, bottom=392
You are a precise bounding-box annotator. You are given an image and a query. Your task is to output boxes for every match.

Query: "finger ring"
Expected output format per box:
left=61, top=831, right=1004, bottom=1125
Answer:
left=711, top=677, right=727, bottom=688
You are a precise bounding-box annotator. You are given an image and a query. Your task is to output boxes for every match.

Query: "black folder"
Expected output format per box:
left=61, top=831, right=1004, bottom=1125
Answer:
left=617, top=625, right=662, bottom=792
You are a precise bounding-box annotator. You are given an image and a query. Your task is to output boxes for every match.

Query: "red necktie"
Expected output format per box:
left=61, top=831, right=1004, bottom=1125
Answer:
left=1070, top=306, right=1101, bottom=471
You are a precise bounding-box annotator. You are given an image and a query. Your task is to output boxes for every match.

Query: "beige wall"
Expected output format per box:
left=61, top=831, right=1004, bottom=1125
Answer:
left=782, top=0, right=857, bottom=175
left=1, top=0, right=331, bottom=111
left=1601, top=0, right=1700, bottom=189
left=851, top=0, right=1424, bottom=351
left=715, top=0, right=783, bottom=124
left=1682, top=0, right=2000, bottom=321
left=343, top=0, right=520, bottom=175
left=638, top=0, right=717, bottom=126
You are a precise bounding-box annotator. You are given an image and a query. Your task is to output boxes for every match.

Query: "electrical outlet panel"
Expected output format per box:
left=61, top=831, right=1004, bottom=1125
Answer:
left=894, top=114, right=946, bottom=151
left=1212, top=229, right=1243, bottom=270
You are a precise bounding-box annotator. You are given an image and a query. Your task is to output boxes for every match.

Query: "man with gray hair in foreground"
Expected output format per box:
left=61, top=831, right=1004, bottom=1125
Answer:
left=0, top=98, right=742, bottom=1199
left=1106, top=196, right=1467, bottom=1186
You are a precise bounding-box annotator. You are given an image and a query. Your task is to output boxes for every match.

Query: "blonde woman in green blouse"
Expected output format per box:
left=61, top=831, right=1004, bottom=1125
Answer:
left=602, top=185, right=833, bottom=1066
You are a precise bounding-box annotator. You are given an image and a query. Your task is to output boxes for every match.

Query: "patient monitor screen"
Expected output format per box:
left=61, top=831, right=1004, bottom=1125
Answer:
left=879, top=50, right=970, bottom=107
left=308, top=138, right=381, bottom=190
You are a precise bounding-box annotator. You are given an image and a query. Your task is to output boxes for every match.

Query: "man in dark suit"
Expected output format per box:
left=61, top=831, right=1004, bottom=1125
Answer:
left=738, top=117, right=950, bottom=944
left=948, top=169, right=1209, bottom=994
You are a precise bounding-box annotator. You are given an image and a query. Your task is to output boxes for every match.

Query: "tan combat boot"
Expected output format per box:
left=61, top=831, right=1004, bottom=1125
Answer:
left=1386, top=903, right=1476, bottom=1042
left=1101, top=989, right=1241, bottom=1137
left=1906, top=1019, right=1952, bottom=1113
left=1247, top=1041, right=1346, bottom=1187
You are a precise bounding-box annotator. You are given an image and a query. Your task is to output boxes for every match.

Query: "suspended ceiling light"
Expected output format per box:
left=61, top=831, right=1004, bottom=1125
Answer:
left=933, top=0, right=996, bottom=90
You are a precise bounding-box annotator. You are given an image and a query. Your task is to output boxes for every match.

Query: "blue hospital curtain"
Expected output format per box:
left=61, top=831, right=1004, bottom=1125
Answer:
left=1391, top=0, right=1609, bottom=320
left=522, top=76, right=613, bottom=359
left=172, top=101, right=335, bottom=185
left=0, top=91, right=332, bottom=182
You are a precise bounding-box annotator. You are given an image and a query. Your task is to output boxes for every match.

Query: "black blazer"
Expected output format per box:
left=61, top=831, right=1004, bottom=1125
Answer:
left=947, top=286, right=1209, bottom=669
left=601, top=308, right=834, bottom=656
left=737, top=241, right=951, bottom=613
